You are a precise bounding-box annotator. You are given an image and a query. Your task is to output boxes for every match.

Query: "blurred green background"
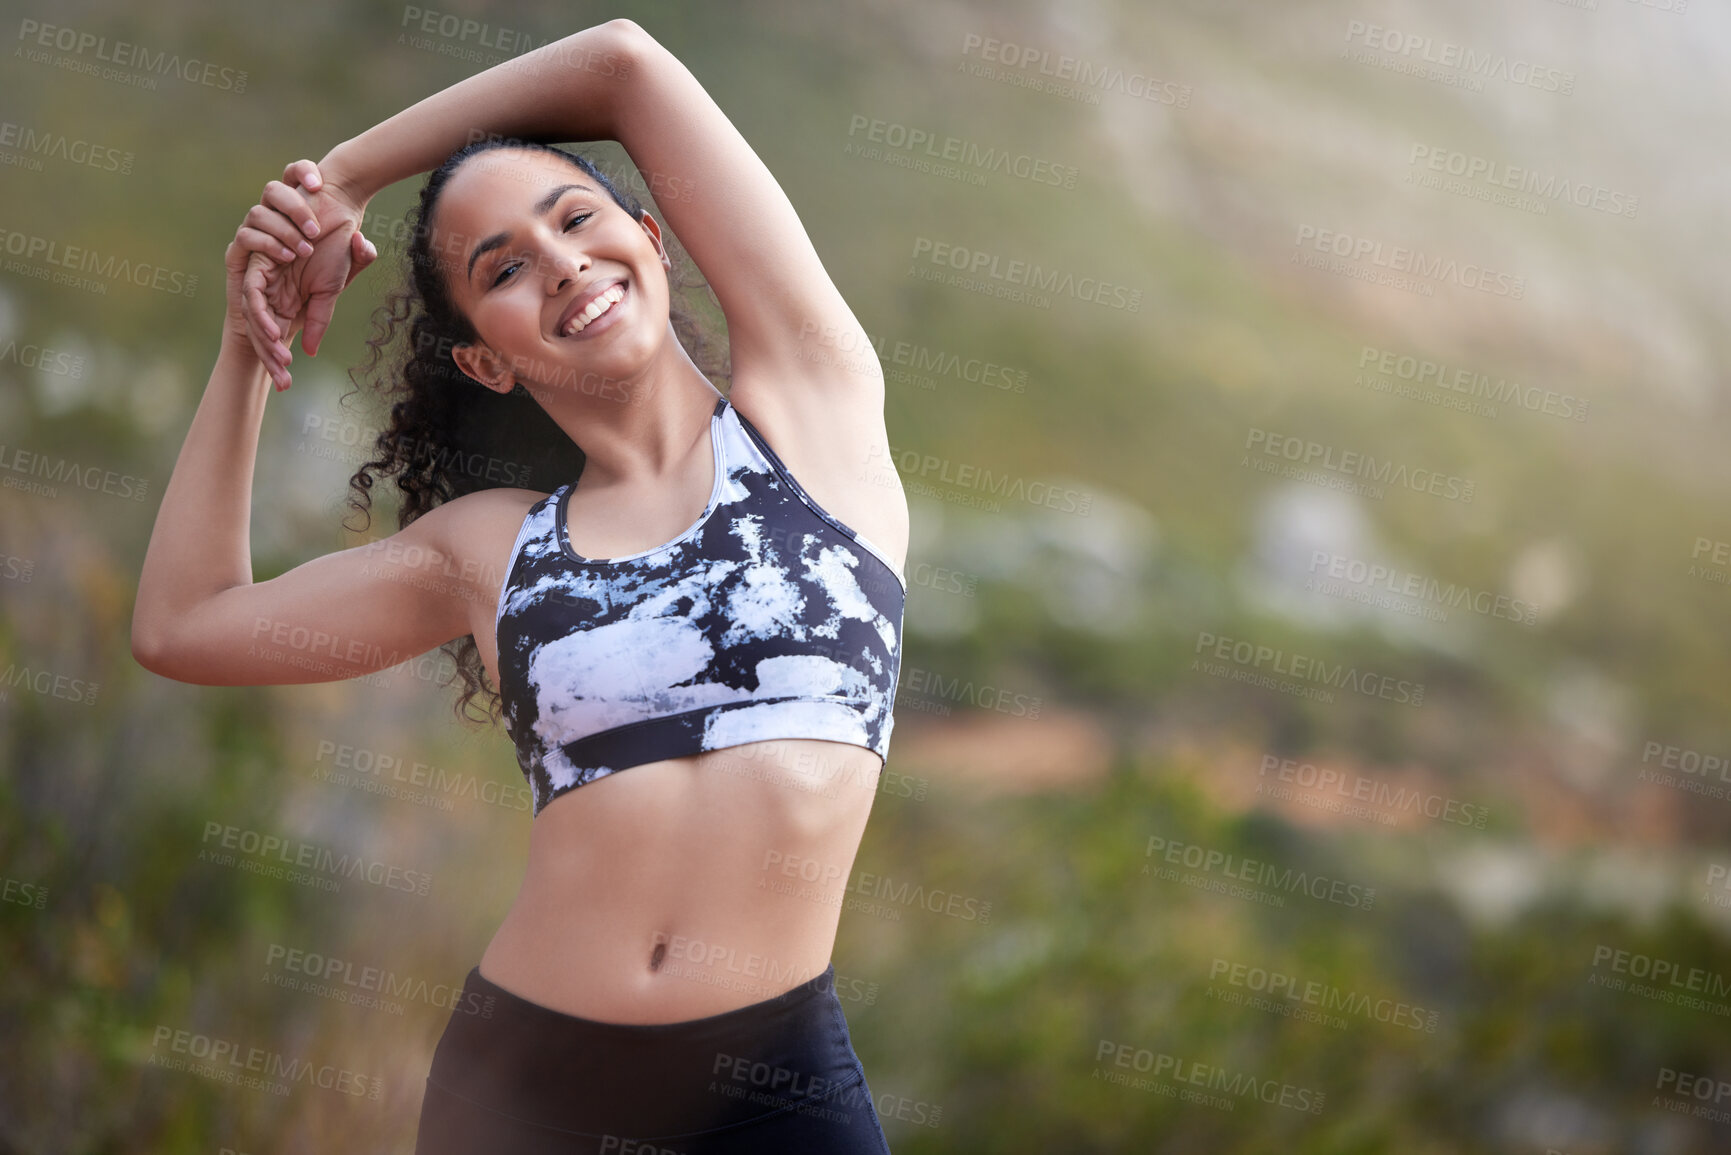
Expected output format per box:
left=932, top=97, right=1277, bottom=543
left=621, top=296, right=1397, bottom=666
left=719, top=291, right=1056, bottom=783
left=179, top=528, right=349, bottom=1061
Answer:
left=4, top=0, right=1730, bottom=1151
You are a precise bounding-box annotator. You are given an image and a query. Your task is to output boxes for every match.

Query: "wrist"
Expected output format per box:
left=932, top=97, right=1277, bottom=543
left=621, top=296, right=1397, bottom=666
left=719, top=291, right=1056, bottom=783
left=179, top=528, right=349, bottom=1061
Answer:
left=317, top=139, right=377, bottom=208
left=216, top=328, right=272, bottom=383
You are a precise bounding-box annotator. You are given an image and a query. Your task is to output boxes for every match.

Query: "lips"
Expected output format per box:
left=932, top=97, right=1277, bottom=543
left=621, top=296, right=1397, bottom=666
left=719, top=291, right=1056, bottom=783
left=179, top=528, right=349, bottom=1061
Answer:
left=557, top=279, right=627, bottom=338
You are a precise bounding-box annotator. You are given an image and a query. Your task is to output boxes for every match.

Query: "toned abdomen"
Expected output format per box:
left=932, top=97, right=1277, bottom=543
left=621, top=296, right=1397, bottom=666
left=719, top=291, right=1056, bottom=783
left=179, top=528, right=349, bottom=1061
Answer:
left=477, top=737, right=884, bottom=1024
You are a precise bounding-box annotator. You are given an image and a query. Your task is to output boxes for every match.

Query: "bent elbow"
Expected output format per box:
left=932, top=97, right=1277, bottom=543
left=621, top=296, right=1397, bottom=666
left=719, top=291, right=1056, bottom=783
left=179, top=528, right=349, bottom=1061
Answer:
left=599, top=17, right=656, bottom=63
left=602, top=17, right=649, bottom=43
left=130, top=618, right=178, bottom=679
left=130, top=632, right=163, bottom=677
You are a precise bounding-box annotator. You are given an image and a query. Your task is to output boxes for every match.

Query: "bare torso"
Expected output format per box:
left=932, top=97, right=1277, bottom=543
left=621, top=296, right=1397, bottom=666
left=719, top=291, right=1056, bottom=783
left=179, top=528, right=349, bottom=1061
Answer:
left=457, top=382, right=907, bottom=1024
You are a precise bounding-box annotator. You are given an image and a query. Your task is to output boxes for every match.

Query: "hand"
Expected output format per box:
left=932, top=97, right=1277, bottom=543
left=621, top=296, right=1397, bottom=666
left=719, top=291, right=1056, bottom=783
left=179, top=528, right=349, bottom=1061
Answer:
left=223, top=160, right=376, bottom=389
left=226, top=240, right=373, bottom=391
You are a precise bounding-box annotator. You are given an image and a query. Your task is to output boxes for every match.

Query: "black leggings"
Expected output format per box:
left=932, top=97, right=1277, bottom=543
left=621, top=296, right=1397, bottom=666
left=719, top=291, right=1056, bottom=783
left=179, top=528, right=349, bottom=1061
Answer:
left=414, top=963, right=893, bottom=1154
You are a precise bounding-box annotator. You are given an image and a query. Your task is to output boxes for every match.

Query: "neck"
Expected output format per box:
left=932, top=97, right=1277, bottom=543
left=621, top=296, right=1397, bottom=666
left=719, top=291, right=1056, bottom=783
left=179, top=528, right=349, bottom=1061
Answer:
left=535, top=322, right=722, bottom=486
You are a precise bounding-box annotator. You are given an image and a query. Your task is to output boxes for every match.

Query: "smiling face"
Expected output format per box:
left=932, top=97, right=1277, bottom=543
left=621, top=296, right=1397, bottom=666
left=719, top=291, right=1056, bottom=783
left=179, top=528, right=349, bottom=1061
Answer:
left=431, top=148, right=674, bottom=396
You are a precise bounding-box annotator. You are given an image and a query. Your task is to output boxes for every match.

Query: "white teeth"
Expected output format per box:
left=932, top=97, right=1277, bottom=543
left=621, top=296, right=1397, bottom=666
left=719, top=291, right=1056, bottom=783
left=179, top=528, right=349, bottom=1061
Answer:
left=564, top=284, right=624, bottom=335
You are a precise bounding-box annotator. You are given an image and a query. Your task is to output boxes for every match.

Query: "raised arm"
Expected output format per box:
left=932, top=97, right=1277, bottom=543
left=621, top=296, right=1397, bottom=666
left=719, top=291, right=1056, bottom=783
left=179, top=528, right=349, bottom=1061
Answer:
left=236, top=20, right=641, bottom=377
left=316, top=20, right=640, bottom=206
left=588, top=24, right=900, bottom=580
left=129, top=204, right=483, bottom=686
left=601, top=21, right=883, bottom=395
left=285, top=20, right=876, bottom=401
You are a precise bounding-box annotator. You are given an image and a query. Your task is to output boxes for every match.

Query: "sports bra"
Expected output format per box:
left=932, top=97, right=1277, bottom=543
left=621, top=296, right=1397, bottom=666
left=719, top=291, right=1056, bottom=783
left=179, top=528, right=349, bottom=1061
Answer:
left=494, top=393, right=906, bottom=816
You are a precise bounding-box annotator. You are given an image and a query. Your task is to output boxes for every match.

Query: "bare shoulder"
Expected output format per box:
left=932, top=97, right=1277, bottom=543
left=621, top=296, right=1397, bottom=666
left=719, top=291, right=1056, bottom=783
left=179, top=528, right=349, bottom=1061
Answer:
left=437, top=484, right=554, bottom=524
left=419, top=486, right=556, bottom=651
left=436, top=485, right=554, bottom=573
left=401, top=486, right=552, bottom=602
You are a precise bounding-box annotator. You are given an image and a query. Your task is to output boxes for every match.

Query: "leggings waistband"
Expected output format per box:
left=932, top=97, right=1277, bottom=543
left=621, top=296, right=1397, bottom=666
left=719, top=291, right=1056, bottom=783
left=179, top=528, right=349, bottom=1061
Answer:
left=423, top=963, right=872, bottom=1142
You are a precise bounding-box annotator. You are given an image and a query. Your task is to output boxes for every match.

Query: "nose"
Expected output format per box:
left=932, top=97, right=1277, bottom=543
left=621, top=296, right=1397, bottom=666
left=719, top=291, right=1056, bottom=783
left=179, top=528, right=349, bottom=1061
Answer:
left=542, top=243, right=589, bottom=293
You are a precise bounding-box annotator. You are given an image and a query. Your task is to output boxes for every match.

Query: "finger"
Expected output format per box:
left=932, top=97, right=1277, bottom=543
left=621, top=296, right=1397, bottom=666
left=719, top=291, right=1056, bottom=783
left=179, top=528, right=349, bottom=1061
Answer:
left=245, top=310, right=289, bottom=390
left=261, top=179, right=321, bottom=239
left=282, top=158, right=322, bottom=192
left=222, top=237, right=251, bottom=280
left=245, top=203, right=316, bottom=258
left=242, top=264, right=283, bottom=347
left=235, top=255, right=277, bottom=366
left=301, top=289, right=339, bottom=358
left=343, top=231, right=378, bottom=288
left=248, top=297, right=293, bottom=370
left=243, top=295, right=289, bottom=389
left=243, top=263, right=296, bottom=365
left=241, top=252, right=288, bottom=343
left=275, top=342, right=294, bottom=389
left=258, top=331, right=290, bottom=390
left=245, top=321, right=281, bottom=386
left=235, top=224, right=301, bottom=265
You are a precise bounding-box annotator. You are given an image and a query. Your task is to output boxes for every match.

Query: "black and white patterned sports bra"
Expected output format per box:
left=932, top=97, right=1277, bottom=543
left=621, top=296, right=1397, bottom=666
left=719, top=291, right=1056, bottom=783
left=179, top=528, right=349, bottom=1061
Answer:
left=494, top=393, right=906, bottom=816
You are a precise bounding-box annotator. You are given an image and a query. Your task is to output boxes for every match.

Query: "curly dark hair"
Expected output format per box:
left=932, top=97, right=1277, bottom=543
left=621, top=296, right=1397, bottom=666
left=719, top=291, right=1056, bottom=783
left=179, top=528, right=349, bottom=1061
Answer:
left=336, top=136, right=728, bottom=725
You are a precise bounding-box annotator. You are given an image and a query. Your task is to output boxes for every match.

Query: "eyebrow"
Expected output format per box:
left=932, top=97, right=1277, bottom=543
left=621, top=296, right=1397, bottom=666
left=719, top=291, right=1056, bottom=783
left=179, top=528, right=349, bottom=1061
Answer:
left=465, top=182, right=596, bottom=283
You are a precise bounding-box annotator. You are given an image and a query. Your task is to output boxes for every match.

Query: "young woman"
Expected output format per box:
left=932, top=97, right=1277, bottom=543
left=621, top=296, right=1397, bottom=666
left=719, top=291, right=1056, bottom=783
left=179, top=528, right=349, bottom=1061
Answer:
left=133, top=18, right=907, bottom=1153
